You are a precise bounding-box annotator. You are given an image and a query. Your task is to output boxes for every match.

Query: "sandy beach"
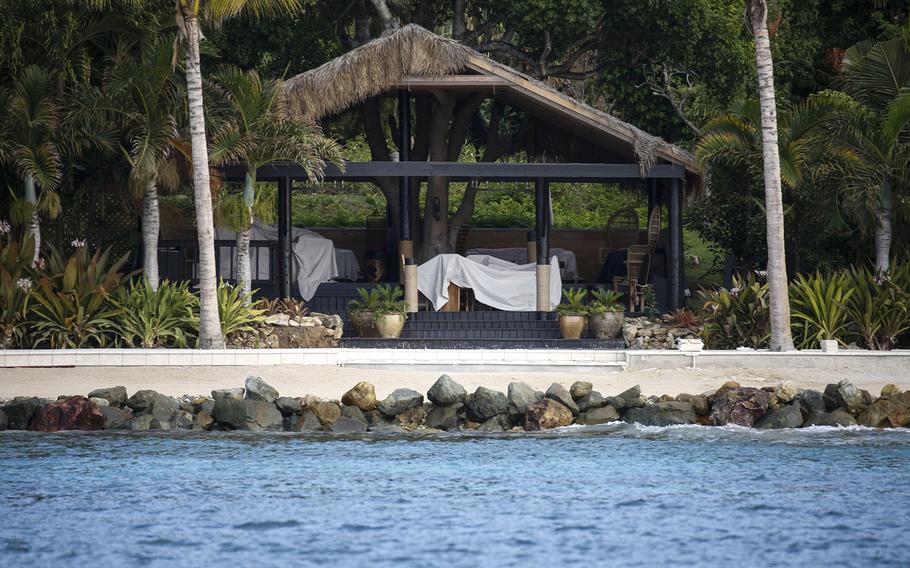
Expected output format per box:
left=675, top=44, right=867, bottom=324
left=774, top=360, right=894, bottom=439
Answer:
left=1, top=364, right=906, bottom=400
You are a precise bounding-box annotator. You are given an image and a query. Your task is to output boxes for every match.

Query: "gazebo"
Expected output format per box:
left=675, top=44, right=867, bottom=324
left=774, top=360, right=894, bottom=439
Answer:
left=218, top=24, right=700, bottom=340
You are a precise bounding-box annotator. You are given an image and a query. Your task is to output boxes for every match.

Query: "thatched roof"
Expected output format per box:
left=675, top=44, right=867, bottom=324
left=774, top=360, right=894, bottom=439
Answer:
left=284, top=24, right=698, bottom=176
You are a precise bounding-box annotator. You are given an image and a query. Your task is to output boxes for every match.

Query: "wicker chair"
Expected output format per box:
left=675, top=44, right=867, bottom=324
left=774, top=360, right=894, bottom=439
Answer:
left=606, top=207, right=640, bottom=251
left=613, top=207, right=662, bottom=311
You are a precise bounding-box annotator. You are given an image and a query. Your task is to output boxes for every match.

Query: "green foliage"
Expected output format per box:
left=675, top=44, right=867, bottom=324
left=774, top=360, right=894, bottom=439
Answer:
left=556, top=287, right=588, bottom=316
left=589, top=288, right=623, bottom=314
left=844, top=264, right=910, bottom=350
left=0, top=235, right=34, bottom=347
left=372, top=284, right=408, bottom=319
left=789, top=271, right=855, bottom=347
left=349, top=287, right=383, bottom=314
left=698, top=275, right=771, bottom=350
left=26, top=244, right=130, bottom=348
left=217, top=280, right=266, bottom=337
left=255, top=296, right=309, bottom=318
left=111, top=279, right=198, bottom=348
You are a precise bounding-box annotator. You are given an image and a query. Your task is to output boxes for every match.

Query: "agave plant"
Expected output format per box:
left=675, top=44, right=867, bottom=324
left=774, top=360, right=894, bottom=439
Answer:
left=373, top=284, right=407, bottom=319
left=255, top=296, right=310, bottom=319
left=348, top=287, right=383, bottom=315
left=588, top=288, right=624, bottom=314
left=789, top=271, right=855, bottom=348
left=698, top=275, right=770, bottom=350
left=217, top=280, right=266, bottom=338
left=0, top=236, right=35, bottom=347
left=111, top=279, right=199, bottom=348
left=556, top=288, right=589, bottom=317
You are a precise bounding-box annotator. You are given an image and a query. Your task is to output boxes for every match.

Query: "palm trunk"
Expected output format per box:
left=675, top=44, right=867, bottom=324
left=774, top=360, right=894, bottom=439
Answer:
left=23, top=175, right=40, bottom=265
left=874, top=180, right=892, bottom=273
left=142, top=176, right=160, bottom=290
left=749, top=0, right=795, bottom=351
left=182, top=13, right=225, bottom=349
left=235, top=171, right=255, bottom=299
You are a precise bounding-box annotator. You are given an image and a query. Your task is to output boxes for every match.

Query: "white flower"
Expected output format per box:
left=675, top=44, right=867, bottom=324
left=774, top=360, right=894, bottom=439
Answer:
left=16, top=277, right=32, bottom=291
left=754, top=270, right=768, bottom=278
left=70, top=238, right=87, bottom=248
left=35, top=257, right=46, bottom=269
left=730, top=286, right=742, bottom=295
left=0, top=220, right=10, bottom=234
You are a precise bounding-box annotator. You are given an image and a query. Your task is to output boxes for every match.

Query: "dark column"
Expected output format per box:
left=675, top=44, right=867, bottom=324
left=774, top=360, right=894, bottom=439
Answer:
left=277, top=177, right=292, bottom=298
left=534, top=178, right=550, bottom=264
left=647, top=178, right=659, bottom=219
left=397, top=90, right=411, bottom=241
left=667, top=177, right=683, bottom=310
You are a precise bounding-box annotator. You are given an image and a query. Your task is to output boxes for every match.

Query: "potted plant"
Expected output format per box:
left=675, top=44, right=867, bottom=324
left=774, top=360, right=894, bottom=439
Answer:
left=373, top=284, right=408, bottom=339
left=348, top=287, right=382, bottom=338
left=588, top=288, right=625, bottom=339
left=556, top=288, right=589, bottom=340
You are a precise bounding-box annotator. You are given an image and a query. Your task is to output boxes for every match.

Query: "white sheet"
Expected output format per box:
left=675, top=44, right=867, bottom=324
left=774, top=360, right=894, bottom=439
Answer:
left=418, top=254, right=562, bottom=312
left=334, top=249, right=360, bottom=281
left=465, top=247, right=579, bottom=281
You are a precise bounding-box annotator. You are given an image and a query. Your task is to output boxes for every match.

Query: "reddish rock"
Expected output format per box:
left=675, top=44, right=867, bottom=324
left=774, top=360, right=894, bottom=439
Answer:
left=524, top=399, right=574, bottom=431
left=29, top=396, right=105, bottom=432
left=710, top=387, right=771, bottom=427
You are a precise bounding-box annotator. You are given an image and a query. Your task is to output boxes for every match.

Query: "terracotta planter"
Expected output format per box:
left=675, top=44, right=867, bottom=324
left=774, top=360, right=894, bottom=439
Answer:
left=558, top=314, right=588, bottom=340
left=350, top=311, right=380, bottom=338
left=589, top=311, right=624, bottom=340
left=375, top=313, right=406, bottom=339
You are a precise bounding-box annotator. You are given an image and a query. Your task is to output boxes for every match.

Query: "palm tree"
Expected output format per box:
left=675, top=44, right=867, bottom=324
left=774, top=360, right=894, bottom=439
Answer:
left=839, top=38, right=910, bottom=273
left=209, top=65, right=341, bottom=298
left=0, top=66, right=62, bottom=265
left=745, top=0, right=794, bottom=351
left=174, top=0, right=300, bottom=348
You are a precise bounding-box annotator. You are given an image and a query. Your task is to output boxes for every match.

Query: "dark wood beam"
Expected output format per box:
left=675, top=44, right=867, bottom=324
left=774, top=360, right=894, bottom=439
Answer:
left=395, top=76, right=511, bottom=91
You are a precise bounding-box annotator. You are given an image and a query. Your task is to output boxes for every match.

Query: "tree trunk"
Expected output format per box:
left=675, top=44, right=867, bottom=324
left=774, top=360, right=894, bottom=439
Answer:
left=182, top=13, right=225, bottom=349
left=749, top=0, right=795, bottom=352
left=23, top=175, right=40, bottom=265
left=874, top=180, right=892, bottom=273
left=142, top=176, right=160, bottom=290
left=235, top=171, right=255, bottom=300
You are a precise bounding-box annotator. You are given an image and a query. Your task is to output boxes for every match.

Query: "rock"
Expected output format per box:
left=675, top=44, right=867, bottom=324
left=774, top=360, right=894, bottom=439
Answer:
left=755, top=404, right=803, bottom=429
left=244, top=376, right=279, bottom=404
left=797, top=389, right=826, bottom=416
left=88, top=386, right=128, bottom=407
left=880, top=384, right=902, bottom=399
left=607, top=385, right=644, bottom=411
left=466, top=387, right=510, bottom=423
left=195, top=410, right=215, bottom=430
left=363, top=410, right=389, bottom=427
left=28, top=396, right=106, bottom=432
left=716, top=380, right=741, bottom=394
left=576, top=391, right=606, bottom=412
left=657, top=394, right=675, bottom=403
left=341, top=382, right=378, bottom=411
left=771, top=382, right=799, bottom=407
left=395, top=406, right=427, bottom=429
left=127, top=390, right=178, bottom=421
left=369, top=423, right=406, bottom=434
left=276, top=397, right=303, bottom=416
left=212, top=388, right=244, bottom=402
left=625, top=402, right=696, bottom=427
left=310, top=401, right=342, bottom=427
left=545, top=383, right=579, bottom=416
left=858, top=398, right=910, bottom=428
left=89, top=397, right=109, bottom=408
left=570, top=381, right=593, bottom=400
left=425, top=404, right=461, bottom=430
left=507, top=382, right=542, bottom=413
left=577, top=405, right=620, bottom=425
left=294, top=410, right=323, bottom=432
left=676, top=393, right=710, bottom=416
left=98, top=406, right=132, bottom=429
left=130, top=414, right=165, bottom=430
left=710, top=387, right=771, bottom=427
left=196, top=398, right=215, bottom=415
left=427, top=375, right=466, bottom=406
left=173, top=410, right=195, bottom=429
left=212, top=394, right=282, bottom=431
left=524, top=399, right=574, bottom=431
left=341, top=405, right=368, bottom=426
left=477, top=415, right=510, bottom=432
left=330, top=416, right=368, bottom=433
left=3, top=397, right=43, bottom=430
left=378, top=389, right=424, bottom=417
left=824, top=380, right=867, bottom=414
left=264, top=313, right=290, bottom=326
left=806, top=409, right=857, bottom=427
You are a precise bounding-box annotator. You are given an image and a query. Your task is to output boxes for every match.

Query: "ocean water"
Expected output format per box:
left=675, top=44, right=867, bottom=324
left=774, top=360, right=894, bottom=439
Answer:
left=1, top=424, right=909, bottom=567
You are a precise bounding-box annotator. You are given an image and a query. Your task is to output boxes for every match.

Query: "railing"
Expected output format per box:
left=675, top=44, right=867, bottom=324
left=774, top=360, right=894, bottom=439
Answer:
left=158, top=240, right=277, bottom=292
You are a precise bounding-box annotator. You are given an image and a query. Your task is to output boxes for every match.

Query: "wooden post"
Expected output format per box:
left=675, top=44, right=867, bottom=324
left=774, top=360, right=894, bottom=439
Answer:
left=668, top=177, right=682, bottom=311
left=403, top=257, right=418, bottom=313
left=277, top=177, right=292, bottom=298
left=526, top=230, right=537, bottom=264
left=397, top=89, right=412, bottom=284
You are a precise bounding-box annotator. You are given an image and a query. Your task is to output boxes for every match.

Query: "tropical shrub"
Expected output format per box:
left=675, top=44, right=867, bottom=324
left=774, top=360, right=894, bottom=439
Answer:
left=372, top=284, right=407, bottom=319
left=589, top=288, right=624, bottom=314
left=256, top=297, right=310, bottom=318
left=27, top=244, right=130, bottom=348
left=348, top=287, right=383, bottom=315
left=111, top=280, right=198, bottom=348
left=698, top=275, right=770, bottom=349
left=844, top=265, right=910, bottom=350
left=671, top=308, right=699, bottom=328
left=0, top=235, right=34, bottom=348
left=217, top=281, right=265, bottom=337
left=556, top=288, right=589, bottom=316
left=789, top=271, right=855, bottom=348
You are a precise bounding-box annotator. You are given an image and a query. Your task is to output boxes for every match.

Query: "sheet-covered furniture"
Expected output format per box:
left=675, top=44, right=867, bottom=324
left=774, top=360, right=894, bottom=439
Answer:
left=334, top=249, right=360, bottom=281
left=418, top=253, right=562, bottom=311
left=465, top=247, right=579, bottom=281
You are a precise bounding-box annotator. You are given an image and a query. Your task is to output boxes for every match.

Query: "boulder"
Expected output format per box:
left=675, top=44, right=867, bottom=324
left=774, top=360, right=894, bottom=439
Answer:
left=710, top=387, right=770, bottom=427
left=577, top=405, right=620, bottom=425
left=805, top=409, right=857, bottom=428
left=364, top=410, right=389, bottom=427
left=545, top=383, right=579, bottom=416
left=378, top=389, right=424, bottom=417
left=100, top=406, right=133, bottom=429
left=570, top=381, right=593, bottom=400
left=466, top=387, right=510, bottom=423
left=857, top=398, right=910, bottom=428
left=195, top=410, right=215, bottom=431
left=507, top=382, right=542, bottom=413
left=341, top=405, right=368, bottom=426
left=755, top=404, right=803, bottom=429
left=576, top=391, right=606, bottom=412
left=607, top=385, right=644, bottom=411
left=797, top=390, right=826, bottom=416
left=425, top=404, right=461, bottom=430
left=173, top=410, right=195, bottom=429
left=89, top=397, right=110, bottom=408
left=824, top=380, right=867, bottom=414
left=772, top=381, right=799, bottom=405
left=330, top=416, right=368, bottom=433
left=3, top=397, right=43, bottom=430
left=310, top=401, right=342, bottom=427
left=88, top=386, right=128, bottom=407
left=625, top=402, right=696, bottom=427
left=127, top=390, right=178, bottom=421
left=28, top=396, right=106, bottom=432
left=427, top=375, right=467, bottom=406
left=276, top=397, right=303, bottom=416
left=524, top=399, right=574, bottom=431
left=395, top=406, right=427, bottom=429
left=477, top=414, right=510, bottom=432
left=212, top=394, right=282, bottom=431
left=244, top=376, right=279, bottom=404
left=341, top=382, right=378, bottom=411
left=880, top=384, right=903, bottom=399
left=131, top=414, right=166, bottom=430
left=676, top=393, right=709, bottom=416
left=294, top=410, right=323, bottom=432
